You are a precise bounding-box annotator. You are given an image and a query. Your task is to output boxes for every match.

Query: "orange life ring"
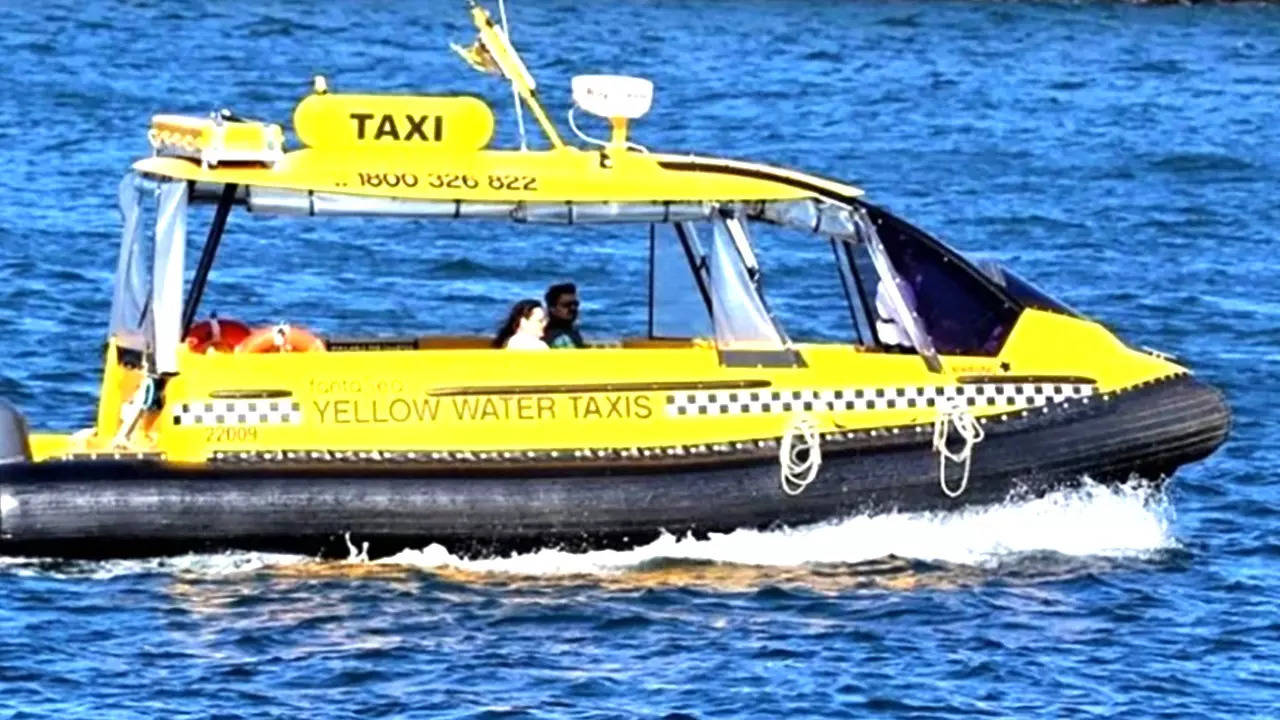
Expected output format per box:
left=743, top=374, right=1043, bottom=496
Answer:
left=185, top=318, right=252, bottom=354
left=235, top=325, right=326, bottom=353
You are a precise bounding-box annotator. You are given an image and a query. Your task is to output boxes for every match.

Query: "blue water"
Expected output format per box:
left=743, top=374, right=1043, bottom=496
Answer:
left=0, top=1, right=1277, bottom=717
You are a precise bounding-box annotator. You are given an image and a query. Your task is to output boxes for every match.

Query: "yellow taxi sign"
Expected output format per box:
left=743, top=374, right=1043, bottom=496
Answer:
left=293, top=93, right=495, bottom=151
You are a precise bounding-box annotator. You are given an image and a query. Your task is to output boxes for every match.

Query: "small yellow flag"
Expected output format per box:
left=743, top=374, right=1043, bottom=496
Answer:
left=450, top=39, right=501, bottom=77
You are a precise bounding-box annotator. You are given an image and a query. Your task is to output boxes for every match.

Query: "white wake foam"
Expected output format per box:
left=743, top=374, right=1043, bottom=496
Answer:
left=382, top=480, right=1177, bottom=576
left=0, top=549, right=304, bottom=579
left=0, top=481, right=1176, bottom=579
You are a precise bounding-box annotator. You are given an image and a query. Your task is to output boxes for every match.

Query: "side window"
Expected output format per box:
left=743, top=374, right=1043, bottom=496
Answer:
left=649, top=223, right=713, bottom=339
left=747, top=221, right=860, bottom=343
left=833, top=238, right=878, bottom=345
left=864, top=204, right=1020, bottom=356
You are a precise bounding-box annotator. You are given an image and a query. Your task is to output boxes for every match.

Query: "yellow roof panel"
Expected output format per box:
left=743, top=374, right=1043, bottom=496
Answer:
left=132, top=147, right=862, bottom=204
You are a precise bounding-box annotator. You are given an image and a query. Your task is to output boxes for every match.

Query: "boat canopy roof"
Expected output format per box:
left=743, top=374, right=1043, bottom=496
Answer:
left=133, top=147, right=863, bottom=210
left=132, top=2, right=861, bottom=214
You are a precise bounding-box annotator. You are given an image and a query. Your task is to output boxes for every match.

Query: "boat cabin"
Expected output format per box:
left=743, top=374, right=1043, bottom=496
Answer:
left=35, top=4, right=1181, bottom=465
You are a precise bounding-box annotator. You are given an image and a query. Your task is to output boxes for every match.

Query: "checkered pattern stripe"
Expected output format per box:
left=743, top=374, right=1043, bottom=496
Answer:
left=665, top=383, right=1095, bottom=417
left=172, top=399, right=302, bottom=427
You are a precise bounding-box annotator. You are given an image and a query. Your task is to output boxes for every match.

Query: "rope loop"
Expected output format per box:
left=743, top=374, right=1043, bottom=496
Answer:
left=932, top=400, right=985, bottom=498
left=111, top=376, right=158, bottom=449
left=779, top=415, right=822, bottom=496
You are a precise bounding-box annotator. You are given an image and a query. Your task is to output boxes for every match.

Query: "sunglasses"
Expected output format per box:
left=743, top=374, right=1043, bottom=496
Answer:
left=557, top=301, right=580, bottom=309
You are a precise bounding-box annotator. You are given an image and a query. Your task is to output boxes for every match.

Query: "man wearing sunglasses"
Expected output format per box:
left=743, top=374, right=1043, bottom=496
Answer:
left=544, top=282, right=586, bottom=349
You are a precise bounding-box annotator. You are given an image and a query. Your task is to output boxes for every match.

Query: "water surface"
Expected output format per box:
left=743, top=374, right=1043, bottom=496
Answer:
left=0, top=1, right=1277, bottom=717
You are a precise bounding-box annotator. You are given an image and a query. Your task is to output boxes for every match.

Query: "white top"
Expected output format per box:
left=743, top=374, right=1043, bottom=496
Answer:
left=572, top=75, right=654, bottom=119
left=505, top=333, right=549, bottom=350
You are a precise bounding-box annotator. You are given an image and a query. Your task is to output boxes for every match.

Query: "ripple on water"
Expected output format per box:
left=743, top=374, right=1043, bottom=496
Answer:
left=0, top=0, right=1275, bottom=717
left=1156, top=157, right=1256, bottom=181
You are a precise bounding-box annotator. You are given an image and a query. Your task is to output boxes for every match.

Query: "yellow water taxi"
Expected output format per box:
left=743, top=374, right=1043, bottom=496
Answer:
left=0, top=4, right=1229, bottom=558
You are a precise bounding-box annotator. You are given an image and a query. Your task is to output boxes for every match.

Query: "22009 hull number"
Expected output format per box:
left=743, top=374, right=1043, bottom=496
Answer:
left=206, top=427, right=259, bottom=443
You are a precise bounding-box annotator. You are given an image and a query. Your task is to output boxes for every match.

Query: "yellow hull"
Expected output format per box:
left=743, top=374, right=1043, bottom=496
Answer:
left=35, top=309, right=1184, bottom=464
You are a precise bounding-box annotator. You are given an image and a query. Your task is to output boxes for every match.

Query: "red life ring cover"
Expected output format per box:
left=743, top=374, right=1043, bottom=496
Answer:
left=185, top=318, right=252, bottom=353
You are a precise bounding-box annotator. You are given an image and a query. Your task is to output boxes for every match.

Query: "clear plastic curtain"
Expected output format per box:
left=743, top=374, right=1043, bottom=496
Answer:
left=108, top=173, right=151, bottom=351
left=706, top=216, right=784, bottom=348
left=151, top=180, right=188, bottom=374
left=751, top=199, right=857, bottom=240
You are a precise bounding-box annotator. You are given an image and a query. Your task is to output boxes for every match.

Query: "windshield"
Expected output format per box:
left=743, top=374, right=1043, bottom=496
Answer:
left=977, top=261, right=1083, bottom=319
left=860, top=203, right=1022, bottom=356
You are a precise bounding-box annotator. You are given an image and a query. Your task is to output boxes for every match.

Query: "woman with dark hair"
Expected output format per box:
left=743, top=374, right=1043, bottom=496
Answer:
left=492, top=298, right=549, bottom=349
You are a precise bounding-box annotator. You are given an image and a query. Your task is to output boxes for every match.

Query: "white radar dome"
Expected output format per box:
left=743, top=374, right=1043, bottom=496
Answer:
left=571, top=75, right=654, bottom=120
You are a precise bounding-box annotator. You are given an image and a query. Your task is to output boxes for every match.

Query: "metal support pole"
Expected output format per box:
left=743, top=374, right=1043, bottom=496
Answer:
left=181, top=183, right=237, bottom=337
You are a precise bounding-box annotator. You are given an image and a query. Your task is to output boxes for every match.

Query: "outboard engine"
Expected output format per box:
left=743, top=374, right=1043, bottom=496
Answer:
left=0, top=399, right=31, bottom=464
